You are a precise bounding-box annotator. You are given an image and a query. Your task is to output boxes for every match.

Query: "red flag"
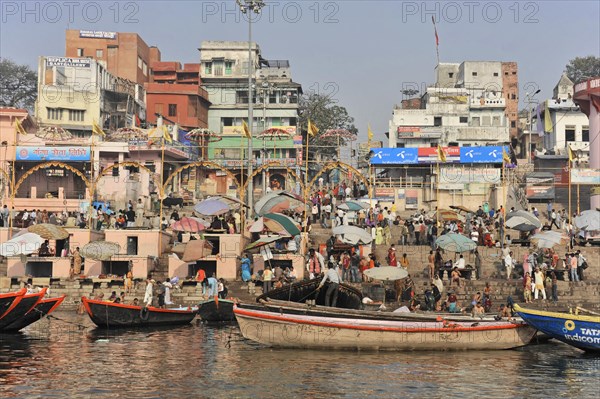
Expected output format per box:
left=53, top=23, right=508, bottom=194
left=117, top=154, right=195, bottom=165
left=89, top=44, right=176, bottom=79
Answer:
left=432, top=16, right=439, bottom=47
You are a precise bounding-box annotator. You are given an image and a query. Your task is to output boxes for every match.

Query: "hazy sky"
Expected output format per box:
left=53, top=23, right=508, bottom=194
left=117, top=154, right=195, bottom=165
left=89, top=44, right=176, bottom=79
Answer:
left=1, top=1, right=599, bottom=143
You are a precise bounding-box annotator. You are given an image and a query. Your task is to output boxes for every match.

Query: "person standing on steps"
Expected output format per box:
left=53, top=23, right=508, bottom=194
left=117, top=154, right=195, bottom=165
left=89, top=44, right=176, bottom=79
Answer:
left=317, top=261, right=341, bottom=307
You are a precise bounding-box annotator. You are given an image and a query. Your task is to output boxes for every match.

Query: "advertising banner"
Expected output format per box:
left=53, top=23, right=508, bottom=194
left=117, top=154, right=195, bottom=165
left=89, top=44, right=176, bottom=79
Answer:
left=369, top=148, right=418, bottom=165
left=16, top=146, right=91, bottom=161
left=418, top=146, right=460, bottom=163
left=45, top=57, right=91, bottom=68
left=571, top=168, right=600, bottom=184
left=460, top=146, right=508, bottom=164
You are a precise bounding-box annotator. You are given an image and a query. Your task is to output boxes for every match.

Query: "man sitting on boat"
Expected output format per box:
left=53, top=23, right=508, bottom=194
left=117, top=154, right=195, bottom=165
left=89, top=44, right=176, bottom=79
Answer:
left=316, top=262, right=341, bottom=307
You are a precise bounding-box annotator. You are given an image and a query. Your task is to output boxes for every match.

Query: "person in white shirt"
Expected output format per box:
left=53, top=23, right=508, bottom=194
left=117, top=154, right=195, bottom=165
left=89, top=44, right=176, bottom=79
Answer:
left=454, top=254, right=466, bottom=269
left=471, top=228, right=479, bottom=243
left=317, top=262, right=341, bottom=307
left=504, top=251, right=515, bottom=280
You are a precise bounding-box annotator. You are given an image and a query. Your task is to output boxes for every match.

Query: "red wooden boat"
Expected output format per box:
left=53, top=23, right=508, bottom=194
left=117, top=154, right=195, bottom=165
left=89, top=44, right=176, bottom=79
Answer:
left=0, top=288, right=27, bottom=321
left=0, top=288, right=47, bottom=330
left=81, top=297, right=197, bottom=328
left=2, top=295, right=66, bottom=332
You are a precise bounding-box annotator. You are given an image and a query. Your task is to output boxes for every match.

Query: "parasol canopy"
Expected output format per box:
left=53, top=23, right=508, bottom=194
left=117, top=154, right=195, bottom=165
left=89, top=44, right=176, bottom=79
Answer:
left=185, top=128, right=222, bottom=144
left=170, top=217, right=207, bottom=233
left=245, top=236, right=282, bottom=251
left=505, top=211, right=541, bottom=232
left=449, top=205, right=473, bottom=214
left=531, top=231, right=567, bottom=249
left=36, top=126, right=73, bottom=141
left=432, top=209, right=463, bottom=222
left=107, top=127, right=146, bottom=142
left=574, top=210, right=600, bottom=231
left=248, top=217, right=264, bottom=233
left=255, top=191, right=305, bottom=216
left=332, top=225, right=373, bottom=245
left=81, top=241, right=120, bottom=261
left=194, top=199, right=231, bottom=216
left=0, top=233, right=45, bottom=257
left=435, top=233, right=477, bottom=253
left=364, top=266, right=409, bottom=281
left=27, top=224, right=70, bottom=240
left=337, top=201, right=370, bottom=212
left=262, top=213, right=301, bottom=237
left=320, top=129, right=357, bottom=141
left=256, top=128, right=293, bottom=140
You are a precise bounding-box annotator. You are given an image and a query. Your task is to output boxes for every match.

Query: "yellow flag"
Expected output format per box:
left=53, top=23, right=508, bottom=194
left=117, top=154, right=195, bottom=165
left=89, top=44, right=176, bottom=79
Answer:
left=92, top=120, right=106, bottom=137
left=568, top=145, right=575, bottom=162
left=162, top=125, right=172, bottom=143
left=367, top=124, right=373, bottom=142
left=14, top=118, right=28, bottom=135
left=308, top=119, right=319, bottom=137
left=502, top=148, right=511, bottom=164
left=437, top=144, right=447, bottom=163
left=544, top=100, right=553, bottom=133
left=242, top=119, right=251, bottom=139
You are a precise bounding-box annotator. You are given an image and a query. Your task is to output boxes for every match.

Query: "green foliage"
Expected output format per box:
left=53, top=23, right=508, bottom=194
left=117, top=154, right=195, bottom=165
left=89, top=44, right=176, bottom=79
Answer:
left=565, top=56, right=600, bottom=84
left=0, top=58, right=38, bottom=111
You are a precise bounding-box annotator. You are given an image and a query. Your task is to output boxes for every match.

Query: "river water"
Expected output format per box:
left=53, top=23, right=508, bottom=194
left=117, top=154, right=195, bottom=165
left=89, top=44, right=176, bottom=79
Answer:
left=1, top=311, right=599, bottom=399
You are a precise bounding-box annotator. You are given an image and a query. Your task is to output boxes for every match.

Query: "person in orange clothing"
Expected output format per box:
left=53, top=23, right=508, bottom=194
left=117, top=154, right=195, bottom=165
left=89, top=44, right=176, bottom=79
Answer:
left=196, top=268, right=207, bottom=296
left=400, top=253, right=410, bottom=270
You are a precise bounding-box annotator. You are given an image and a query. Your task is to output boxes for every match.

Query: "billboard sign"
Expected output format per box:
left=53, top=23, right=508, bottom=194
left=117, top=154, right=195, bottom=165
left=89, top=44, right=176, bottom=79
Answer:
left=418, top=146, right=460, bottom=163
left=79, top=30, right=117, bottom=39
left=460, top=146, right=507, bottom=164
left=45, top=57, right=91, bottom=68
left=571, top=168, right=600, bottom=184
left=369, top=148, right=418, bottom=165
left=16, top=146, right=91, bottom=161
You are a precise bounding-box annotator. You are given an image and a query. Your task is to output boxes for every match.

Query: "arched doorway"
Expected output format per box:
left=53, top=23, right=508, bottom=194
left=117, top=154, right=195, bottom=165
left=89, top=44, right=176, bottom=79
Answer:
left=14, top=161, right=91, bottom=201
left=244, top=161, right=306, bottom=199
left=308, top=161, right=370, bottom=194
left=163, top=161, right=241, bottom=201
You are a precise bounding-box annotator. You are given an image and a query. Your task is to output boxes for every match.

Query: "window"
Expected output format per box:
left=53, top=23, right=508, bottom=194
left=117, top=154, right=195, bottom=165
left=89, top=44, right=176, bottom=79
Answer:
left=471, top=117, right=480, bottom=127
left=143, top=62, right=148, bottom=76
left=241, top=61, right=249, bottom=75
left=493, top=72, right=499, bottom=77
left=565, top=126, right=575, bottom=142
left=434, top=116, right=442, bottom=127
left=223, top=117, right=234, bottom=127
left=205, top=62, right=212, bottom=75
left=448, top=72, right=454, bottom=78
left=459, top=116, right=468, bottom=123
left=225, top=61, right=233, bottom=75
left=155, top=103, right=164, bottom=115
left=492, top=116, right=501, bottom=126
left=236, top=90, right=249, bottom=104
left=511, top=121, right=517, bottom=128
left=168, top=104, right=177, bottom=117
left=68, top=109, right=85, bottom=122
left=582, top=126, right=589, bottom=142
left=138, top=56, right=142, bottom=69
left=512, top=71, right=517, bottom=75
left=472, top=72, right=478, bottom=77
left=482, top=116, right=491, bottom=126
left=213, top=61, right=223, bottom=76
left=511, top=94, right=516, bottom=100
left=77, top=48, right=84, bottom=57
left=96, top=49, right=103, bottom=58
left=47, top=108, right=63, bottom=120
left=504, top=72, right=509, bottom=76
left=289, top=117, right=297, bottom=126
left=270, top=117, right=281, bottom=127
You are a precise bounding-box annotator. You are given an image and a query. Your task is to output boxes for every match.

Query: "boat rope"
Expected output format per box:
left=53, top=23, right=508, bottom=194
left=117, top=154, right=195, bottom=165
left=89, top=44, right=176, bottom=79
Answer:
left=46, top=314, right=88, bottom=330
left=298, top=288, right=319, bottom=303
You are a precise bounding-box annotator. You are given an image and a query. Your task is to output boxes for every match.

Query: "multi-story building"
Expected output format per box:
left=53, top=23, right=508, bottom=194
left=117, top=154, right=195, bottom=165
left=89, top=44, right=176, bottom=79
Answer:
left=199, top=41, right=302, bottom=196
left=65, top=29, right=161, bottom=85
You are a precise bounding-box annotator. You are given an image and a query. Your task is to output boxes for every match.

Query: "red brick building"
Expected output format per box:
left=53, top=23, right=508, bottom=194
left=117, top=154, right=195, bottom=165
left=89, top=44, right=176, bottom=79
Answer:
left=501, top=62, right=519, bottom=137
left=65, top=29, right=161, bottom=85
left=145, top=62, right=210, bottom=130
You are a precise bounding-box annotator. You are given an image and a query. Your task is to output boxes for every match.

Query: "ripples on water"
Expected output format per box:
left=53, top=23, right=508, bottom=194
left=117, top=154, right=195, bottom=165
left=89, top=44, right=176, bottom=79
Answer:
left=0, top=311, right=599, bottom=399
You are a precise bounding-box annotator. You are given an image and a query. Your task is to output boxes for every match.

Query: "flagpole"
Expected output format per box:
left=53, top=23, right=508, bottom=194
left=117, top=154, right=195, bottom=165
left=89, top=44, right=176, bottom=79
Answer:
left=568, top=154, right=572, bottom=248
left=436, top=161, right=440, bottom=228
left=303, top=128, right=309, bottom=233
left=9, top=117, right=18, bottom=239
left=240, top=133, right=245, bottom=233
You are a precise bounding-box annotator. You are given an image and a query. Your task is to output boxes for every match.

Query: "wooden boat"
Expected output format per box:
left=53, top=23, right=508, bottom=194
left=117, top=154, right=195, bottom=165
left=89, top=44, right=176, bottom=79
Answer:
left=3, top=295, right=66, bottom=332
left=0, top=289, right=47, bottom=330
left=81, top=297, right=197, bottom=328
left=248, top=299, right=512, bottom=324
left=514, top=304, right=600, bottom=353
left=0, top=288, right=27, bottom=320
left=257, top=278, right=363, bottom=310
left=234, top=304, right=536, bottom=351
left=197, top=297, right=236, bottom=322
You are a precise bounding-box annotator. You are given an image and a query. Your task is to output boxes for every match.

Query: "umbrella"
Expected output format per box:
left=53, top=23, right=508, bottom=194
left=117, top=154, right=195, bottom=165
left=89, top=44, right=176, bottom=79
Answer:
left=81, top=241, right=120, bottom=261
left=449, top=205, right=473, bottom=214
left=332, top=225, right=373, bottom=245
left=255, top=191, right=304, bottom=216
left=574, top=210, right=600, bottom=231
left=185, top=128, right=223, bottom=144
left=107, top=127, right=146, bottom=142
left=36, top=126, right=73, bottom=141
left=531, top=231, right=567, bottom=248
left=320, top=129, right=357, bottom=141
left=505, top=211, right=541, bottom=232
left=433, top=209, right=463, bottom=222
left=364, top=266, right=409, bottom=281
left=435, top=233, right=477, bottom=253
left=337, top=201, right=370, bottom=212
left=194, top=199, right=231, bottom=216
left=245, top=236, right=282, bottom=251
left=170, top=217, right=207, bottom=233
left=27, top=224, right=70, bottom=240
left=0, top=233, right=44, bottom=257
left=248, top=217, right=264, bottom=233
left=256, top=128, right=293, bottom=140
left=206, top=195, right=247, bottom=209
left=263, top=213, right=301, bottom=237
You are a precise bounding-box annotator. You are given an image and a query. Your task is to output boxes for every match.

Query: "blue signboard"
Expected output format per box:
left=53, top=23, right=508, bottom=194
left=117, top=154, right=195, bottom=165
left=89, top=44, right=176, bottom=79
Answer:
left=16, top=146, right=91, bottom=161
left=459, top=146, right=508, bottom=164
left=369, top=148, right=419, bottom=165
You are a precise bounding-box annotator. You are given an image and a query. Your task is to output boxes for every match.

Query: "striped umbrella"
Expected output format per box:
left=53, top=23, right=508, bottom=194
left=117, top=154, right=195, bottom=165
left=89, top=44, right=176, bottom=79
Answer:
left=337, top=201, right=370, bottom=212
left=28, top=224, right=70, bottom=240
left=435, top=233, right=476, bottom=253
left=255, top=191, right=305, bottom=216
left=263, top=213, right=301, bottom=237
left=170, top=217, right=207, bottom=233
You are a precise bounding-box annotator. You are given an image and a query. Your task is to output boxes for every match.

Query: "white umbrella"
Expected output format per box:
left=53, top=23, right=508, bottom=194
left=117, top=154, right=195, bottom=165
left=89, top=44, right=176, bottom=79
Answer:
left=248, top=217, right=264, bottom=233
left=332, top=225, right=373, bottom=245
left=574, top=210, right=600, bottom=231
left=364, top=266, right=409, bottom=281
left=0, top=233, right=44, bottom=257
left=531, top=231, right=567, bottom=248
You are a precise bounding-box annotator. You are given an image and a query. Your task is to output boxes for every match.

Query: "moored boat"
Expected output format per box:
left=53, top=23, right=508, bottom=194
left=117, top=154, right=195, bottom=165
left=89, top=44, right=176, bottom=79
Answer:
left=2, top=295, right=66, bottom=332
left=0, top=288, right=27, bottom=320
left=234, top=304, right=536, bottom=351
left=257, top=278, right=363, bottom=310
left=81, top=297, right=197, bottom=328
left=0, top=288, right=47, bottom=330
left=514, top=304, right=600, bottom=353
left=197, top=297, right=236, bottom=322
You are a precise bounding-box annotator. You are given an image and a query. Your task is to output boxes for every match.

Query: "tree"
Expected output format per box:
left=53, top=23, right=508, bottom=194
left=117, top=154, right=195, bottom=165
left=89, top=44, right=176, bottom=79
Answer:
left=565, top=56, right=600, bottom=84
left=298, top=93, right=358, bottom=159
left=0, top=58, right=38, bottom=111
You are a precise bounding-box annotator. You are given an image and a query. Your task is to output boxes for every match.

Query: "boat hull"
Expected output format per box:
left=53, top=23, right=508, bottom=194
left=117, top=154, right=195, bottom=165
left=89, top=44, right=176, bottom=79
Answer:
left=197, top=298, right=235, bottom=322
left=0, top=289, right=27, bottom=320
left=2, top=296, right=66, bottom=332
left=234, top=306, right=536, bottom=351
left=0, top=290, right=46, bottom=330
left=514, top=305, right=600, bottom=353
left=82, top=297, right=197, bottom=328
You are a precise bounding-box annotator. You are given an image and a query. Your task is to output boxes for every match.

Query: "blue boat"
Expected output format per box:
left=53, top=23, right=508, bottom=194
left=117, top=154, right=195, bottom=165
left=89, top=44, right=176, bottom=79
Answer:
left=514, top=304, right=600, bottom=353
